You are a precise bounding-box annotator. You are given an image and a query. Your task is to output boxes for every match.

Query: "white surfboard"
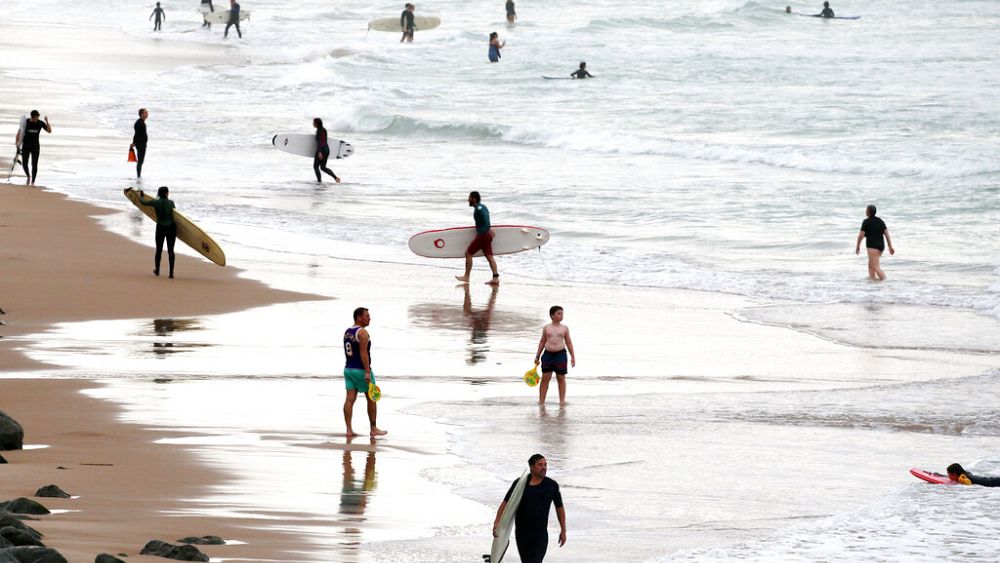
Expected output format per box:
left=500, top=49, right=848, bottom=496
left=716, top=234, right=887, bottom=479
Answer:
left=408, top=225, right=549, bottom=259
left=489, top=470, right=529, bottom=563
left=203, top=9, right=250, bottom=24
left=8, top=115, right=26, bottom=179
left=368, top=15, right=441, bottom=32
left=271, top=134, right=354, bottom=160
left=198, top=4, right=213, bottom=14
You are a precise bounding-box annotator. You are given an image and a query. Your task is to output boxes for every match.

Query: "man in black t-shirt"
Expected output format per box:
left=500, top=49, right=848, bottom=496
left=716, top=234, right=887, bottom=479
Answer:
left=400, top=3, right=415, bottom=43
left=854, top=204, right=895, bottom=281
left=493, top=454, right=566, bottom=563
left=16, top=110, right=52, bottom=186
left=131, top=108, right=149, bottom=178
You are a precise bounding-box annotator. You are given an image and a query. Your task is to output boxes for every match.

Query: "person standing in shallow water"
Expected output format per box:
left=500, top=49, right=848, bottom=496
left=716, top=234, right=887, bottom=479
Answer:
left=855, top=204, right=895, bottom=281
left=455, top=191, right=500, bottom=285
left=488, top=32, right=505, bottom=63
left=224, top=0, right=242, bottom=39
left=534, top=306, right=576, bottom=405
left=400, top=3, right=415, bottom=43
left=505, top=0, right=517, bottom=23
left=137, top=186, right=176, bottom=278
left=201, top=0, right=214, bottom=29
left=343, top=307, right=388, bottom=438
left=150, top=2, right=166, bottom=31
left=493, top=454, right=567, bottom=563
left=312, top=118, right=341, bottom=183
left=131, top=108, right=149, bottom=179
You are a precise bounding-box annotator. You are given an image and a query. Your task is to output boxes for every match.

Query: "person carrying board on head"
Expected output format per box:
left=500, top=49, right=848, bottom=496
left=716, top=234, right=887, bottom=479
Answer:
left=570, top=62, right=593, bottom=79
left=455, top=191, right=500, bottom=285
left=224, top=0, right=242, bottom=39
left=400, top=3, right=415, bottom=42
left=493, top=454, right=567, bottom=563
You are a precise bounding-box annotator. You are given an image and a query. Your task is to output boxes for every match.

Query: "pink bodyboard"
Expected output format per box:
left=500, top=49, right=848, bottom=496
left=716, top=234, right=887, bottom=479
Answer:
left=910, top=468, right=956, bottom=485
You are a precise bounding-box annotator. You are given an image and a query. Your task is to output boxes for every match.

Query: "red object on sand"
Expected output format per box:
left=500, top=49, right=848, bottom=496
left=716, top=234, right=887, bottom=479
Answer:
left=910, top=468, right=956, bottom=485
left=127, top=147, right=137, bottom=163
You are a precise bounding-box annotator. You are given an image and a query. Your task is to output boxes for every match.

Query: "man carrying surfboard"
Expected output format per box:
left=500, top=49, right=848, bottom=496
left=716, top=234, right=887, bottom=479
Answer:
left=400, top=3, right=415, bottom=43
left=137, top=186, right=177, bottom=278
left=493, top=454, right=566, bottom=563
left=17, top=111, right=52, bottom=186
left=343, top=307, right=388, bottom=438
left=224, top=0, right=242, bottom=39
left=455, top=191, right=500, bottom=285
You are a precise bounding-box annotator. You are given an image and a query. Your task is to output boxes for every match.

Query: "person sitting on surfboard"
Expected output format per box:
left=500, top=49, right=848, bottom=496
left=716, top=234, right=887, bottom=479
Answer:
left=400, top=3, right=415, bottom=43
left=312, top=118, right=341, bottom=184
left=493, top=454, right=566, bottom=563
left=455, top=191, right=500, bottom=285
left=488, top=32, right=505, bottom=63
left=137, top=186, right=177, bottom=278
left=947, top=464, right=1000, bottom=487
left=817, top=1, right=835, bottom=18
left=571, top=62, right=593, bottom=79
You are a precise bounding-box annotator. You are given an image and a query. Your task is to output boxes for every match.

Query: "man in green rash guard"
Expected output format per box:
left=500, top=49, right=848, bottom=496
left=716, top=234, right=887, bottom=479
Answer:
left=137, top=186, right=177, bottom=278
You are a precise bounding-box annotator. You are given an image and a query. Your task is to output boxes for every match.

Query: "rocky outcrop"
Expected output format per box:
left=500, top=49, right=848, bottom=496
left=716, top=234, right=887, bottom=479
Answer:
left=0, top=546, right=67, bottom=563
left=0, top=412, right=23, bottom=451
left=0, top=527, right=44, bottom=548
left=0, top=499, right=48, bottom=516
left=139, top=540, right=209, bottom=562
left=176, top=536, right=224, bottom=545
left=0, top=512, right=42, bottom=543
left=94, top=555, right=127, bottom=563
left=33, top=487, right=69, bottom=500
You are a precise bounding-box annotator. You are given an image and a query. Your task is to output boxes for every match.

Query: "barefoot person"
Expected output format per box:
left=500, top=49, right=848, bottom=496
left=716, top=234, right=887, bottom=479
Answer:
left=201, top=0, right=214, bottom=29
left=533, top=306, right=576, bottom=405
left=400, top=3, right=415, bottom=43
left=455, top=191, right=500, bottom=285
left=16, top=111, right=52, bottom=186
left=224, top=0, right=242, bottom=39
left=131, top=108, right=149, bottom=179
left=343, top=307, right=387, bottom=438
left=488, top=32, right=505, bottom=63
left=137, top=186, right=176, bottom=278
left=855, top=204, right=895, bottom=281
left=493, top=454, right=566, bottom=563
left=149, top=2, right=166, bottom=31
left=505, top=0, right=517, bottom=23
left=312, top=118, right=341, bottom=183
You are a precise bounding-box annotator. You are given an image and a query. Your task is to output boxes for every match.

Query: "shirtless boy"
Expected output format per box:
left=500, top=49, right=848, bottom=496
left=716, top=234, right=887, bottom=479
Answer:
left=533, top=306, right=576, bottom=405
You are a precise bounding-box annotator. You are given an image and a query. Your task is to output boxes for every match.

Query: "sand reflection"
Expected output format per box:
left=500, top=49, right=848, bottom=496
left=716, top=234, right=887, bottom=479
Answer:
left=338, top=437, right=378, bottom=556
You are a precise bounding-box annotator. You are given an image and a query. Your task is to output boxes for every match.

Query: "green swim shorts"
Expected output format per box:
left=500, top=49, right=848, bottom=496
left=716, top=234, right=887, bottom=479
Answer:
left=344, top=368, right=375, bottom=393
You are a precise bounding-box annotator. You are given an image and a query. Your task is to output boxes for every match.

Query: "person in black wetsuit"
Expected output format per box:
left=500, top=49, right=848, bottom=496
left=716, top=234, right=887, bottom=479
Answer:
left=224, top=0, right=242, bottom=39
left=817, top=1, right=835, bottom=17
left=16, top=110, right=52, bottom=186
left=506, top=0, right=517, bottom=23
left=137, top=186, right=177, bottom=278
left=855, top=204, right=895, bottom=281
left=312, top=118, right=341, bottom=184
left=201, top=0, right=214, bottom=29
left=493, top=454, right=567, bottom=563
left=947, top=464, right=1000, bottom=487
left=400, top=3, right=415, bottom=43
left=131, top=108, right=149, bottom=179
left=150, top=2, right=166, bottom=31
left=571, top=62, right=593, bottom=79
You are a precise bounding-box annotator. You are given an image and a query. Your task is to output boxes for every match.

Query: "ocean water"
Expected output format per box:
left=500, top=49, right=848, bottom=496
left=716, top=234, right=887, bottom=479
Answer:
left=4, top=0, right=1000, bottom=560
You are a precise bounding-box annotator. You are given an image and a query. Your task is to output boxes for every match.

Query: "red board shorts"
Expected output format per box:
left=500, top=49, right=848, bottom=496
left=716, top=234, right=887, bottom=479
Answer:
left=466, top=229, right=495, bottom=257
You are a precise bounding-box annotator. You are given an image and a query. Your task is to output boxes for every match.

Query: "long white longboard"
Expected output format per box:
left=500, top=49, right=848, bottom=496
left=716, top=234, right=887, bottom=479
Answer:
left=368, top=15, right=441, bottom=31
left=488, top=471, right=529, bottom=563
left=272, top=133, right=354, bottom=160
left=408, top=225, right=549, bottom=258
left=203, top=9, right=250, bottom=24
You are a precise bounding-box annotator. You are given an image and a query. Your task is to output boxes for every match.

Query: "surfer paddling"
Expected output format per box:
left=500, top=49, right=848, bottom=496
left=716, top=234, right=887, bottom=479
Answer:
left=947, top=464, right=1000, bottom=487
left=137, top=186, right=177, bottom=278
left=343, top=307, right=387, bottom=438
left=571, top=62, right=593, bottom=79
left=493, top=454, right=566, bottom=563
left=534, top=306, right=576, bottom=405
left=455, top=191, right=500, bottom=285
left=855, top=204, right=894, bottom=281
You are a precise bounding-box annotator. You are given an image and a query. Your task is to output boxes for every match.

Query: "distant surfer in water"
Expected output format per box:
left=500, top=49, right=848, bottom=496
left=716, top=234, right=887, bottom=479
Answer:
left=17, top=111, right=51, bottom=186
left=570, top=62, right=593, bottom=79
left=400, top=3, right=415, bottom=43
left=137, top=186, right=176, bottom=278
left=201, top=0, right=214, bottom=29
left=947, top=464, right=1000, bottom=487
left=493, top=454, right=566, bottom=563
left=817, top=1, right=835, bottom=18
left=506, top=0, right=517, bottom=24
left=534, top=306, right=576, bottom=405
left=224, top=0, right=242, bottom=39
left=343, top=307, right=388, bottom=438
left=855, top=204, right=894, bottom=281
left=150, top=2, right=166, bottom=31
left=488, top=32, right=505, bottom=63
left=312, top=118, right=341, bottom=184
left=785, top=6, right=792, bottom=13
left=456, top=191, right=500, bottom=285
left=131, top=108, right=149, bottom=179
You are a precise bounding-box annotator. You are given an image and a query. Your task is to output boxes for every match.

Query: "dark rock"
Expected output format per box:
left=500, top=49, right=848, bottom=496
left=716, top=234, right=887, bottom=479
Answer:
left=32, top=487, right=68, bottom=500
left=0, top=546, right=67, bottom=563
left=0, top=513, right=41, bottom=542
left=0, top=537, right=10, bottom=549
left=0, top=527, right=44, bottom=548
left=0, top=550, right=16, bottom=563
left=176, top=536, right=224, bottom=545
left=0, top=500, right=48, bottom=516
left=0, top=412, right=23, bottom=451
left=95, top=555, right=127, bottom=563
left=0, top=454, right=6, bottom=464
left=139, top=540, right=209, bottom=562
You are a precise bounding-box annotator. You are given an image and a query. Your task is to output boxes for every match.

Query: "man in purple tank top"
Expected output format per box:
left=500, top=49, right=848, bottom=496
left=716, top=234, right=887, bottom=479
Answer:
left=343, top=307, right=387, bottom=437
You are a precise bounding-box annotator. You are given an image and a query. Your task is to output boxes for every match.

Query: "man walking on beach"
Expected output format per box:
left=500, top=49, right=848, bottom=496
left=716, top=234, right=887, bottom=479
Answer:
left=400, top=3, right=416, bottom=42
left=343, top=307, right=388, bottom=438
left=493, top=454, right=566, bottom=563
left=534, top=306, right=576, bottom=405
left=131, top=108, right=149, bottom=179
left=455, top=191, right=500, bottom=285
left=224, top=0, right=242, bottom=39
left=16, top=111, right=52, bottom=186
left=150, top=2, right=166, bottom=31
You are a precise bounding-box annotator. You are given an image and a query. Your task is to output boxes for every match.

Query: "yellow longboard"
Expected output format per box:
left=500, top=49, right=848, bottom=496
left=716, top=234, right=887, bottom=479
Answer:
left=124, top=188, right=226, bottom=266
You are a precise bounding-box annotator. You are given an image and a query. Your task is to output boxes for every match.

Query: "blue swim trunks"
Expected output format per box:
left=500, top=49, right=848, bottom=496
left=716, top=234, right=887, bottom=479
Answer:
left=344, top=368, right=375, bottom=393
left=540, top=349, right=568, bottom=375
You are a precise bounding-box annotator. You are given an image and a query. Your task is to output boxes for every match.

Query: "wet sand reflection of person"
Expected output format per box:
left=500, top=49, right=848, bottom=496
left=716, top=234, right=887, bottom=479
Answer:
left=463, top=283, right=498, bottom=365
left=339, top=438, right=378, bottom=551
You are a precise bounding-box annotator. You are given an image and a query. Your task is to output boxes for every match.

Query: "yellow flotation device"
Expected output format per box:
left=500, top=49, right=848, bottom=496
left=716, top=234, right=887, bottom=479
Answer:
left=958, top=474, right=972, bottom=485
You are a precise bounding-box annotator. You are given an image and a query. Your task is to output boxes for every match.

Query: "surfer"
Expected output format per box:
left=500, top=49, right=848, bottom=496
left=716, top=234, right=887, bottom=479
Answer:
left=506, top=0, right=517, bottom=23
left=855, top=204, right=894, bottom=281
left=137, top=186, right=176, bottom=278
left=131, top=108, right=149, bottom=179
left=400, top=3, right=415, bottom=43
left=533, top=306, right=576, bottom=405
left=570, top=62, right=593, bottom=79
left=947, top=464, right=1000, bottom=486
left=455, top=191, right=500, bottom=285
left=493, top=454, right=566, bottom=563
left=343, top=307, right=388, bottom=438
left=224, top=0, right=242, bottom=39
left=816, top=1, right=835, bottom=17
left=201, top=0, right=214, bottom=29
left=150, top=2, right=166, bottom=31
left=312, top=118, right=341, bottom=184
left=488, top=32, right=505, bottom=63
left=17, top=111, right=51, bottom=186
left=785, top=6, right=792, bottom=13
